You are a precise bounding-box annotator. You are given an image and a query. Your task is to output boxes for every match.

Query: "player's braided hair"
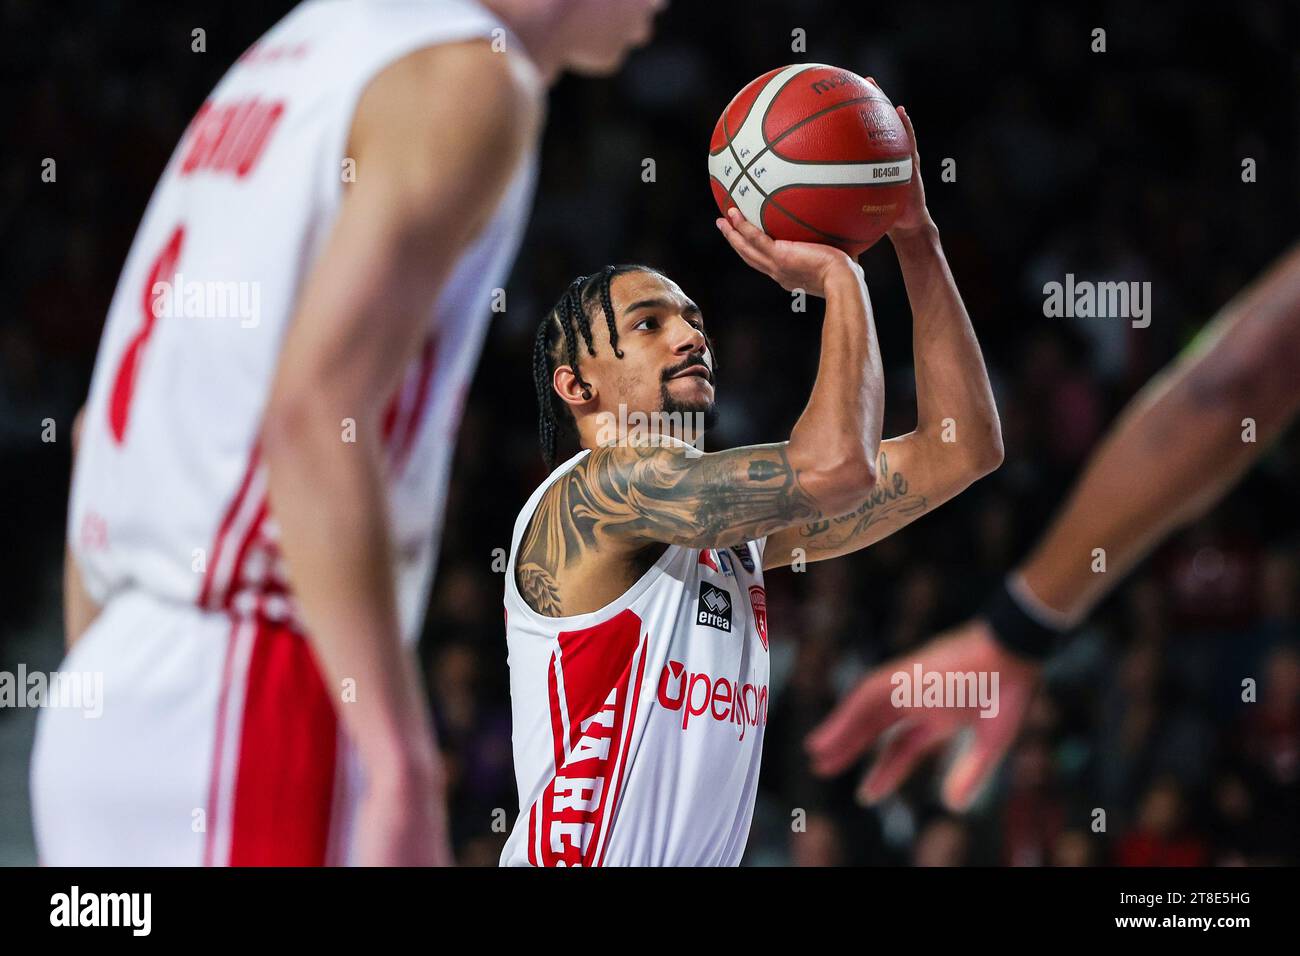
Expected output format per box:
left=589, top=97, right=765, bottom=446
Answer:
left=532, top=264, right=654, bottom=470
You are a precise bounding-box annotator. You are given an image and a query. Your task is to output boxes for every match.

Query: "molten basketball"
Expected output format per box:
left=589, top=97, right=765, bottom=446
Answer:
left=708, top=64, right=913, bottom=256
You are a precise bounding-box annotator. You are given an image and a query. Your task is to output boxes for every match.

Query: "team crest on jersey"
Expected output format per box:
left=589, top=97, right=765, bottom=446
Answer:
left=697, top=583, right=733, bottom=632
left=749, top=585, right=768, bottom=651
left=731, top=544, right=755, bottom=573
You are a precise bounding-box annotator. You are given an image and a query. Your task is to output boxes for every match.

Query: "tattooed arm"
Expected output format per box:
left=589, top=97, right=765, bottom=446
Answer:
left=763, top=432, right=982, bottom=569
left=517, top=215, right=885, bottom=615
left=765, top=108, right=1002, bottom=569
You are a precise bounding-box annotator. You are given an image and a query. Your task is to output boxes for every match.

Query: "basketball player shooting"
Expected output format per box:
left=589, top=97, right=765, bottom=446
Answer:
left=502, top=106, right=1004, bottom=865
left=807, top=242, right=1300, bottom=812
left=33, top=0, right=663, bottom=867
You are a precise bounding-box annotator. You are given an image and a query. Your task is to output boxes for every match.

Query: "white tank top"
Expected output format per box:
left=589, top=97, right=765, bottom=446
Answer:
left=69, top=0, right=537, bottom=641
left=501, top=449, right=772, bottom=866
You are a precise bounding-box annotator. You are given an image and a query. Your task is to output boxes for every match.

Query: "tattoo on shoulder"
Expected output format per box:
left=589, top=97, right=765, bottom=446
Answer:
left=515, top=479, right=575, bottom=616
left=516, top=562, right=562, bottom=617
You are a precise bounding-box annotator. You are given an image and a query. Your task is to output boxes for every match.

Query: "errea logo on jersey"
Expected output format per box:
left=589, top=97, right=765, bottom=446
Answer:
left=697, top=583, right=732, bottom=632
left=656, top=660, right=768, bottom=741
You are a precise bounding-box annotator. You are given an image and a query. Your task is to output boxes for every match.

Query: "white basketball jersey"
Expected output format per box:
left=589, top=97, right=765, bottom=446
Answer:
left=69, top=0, right=537, bottom=641
left=501, top=449, right=772, bottom=866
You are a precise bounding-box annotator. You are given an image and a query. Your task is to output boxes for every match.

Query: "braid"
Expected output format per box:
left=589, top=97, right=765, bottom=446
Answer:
left=598, top=265, right=624, bottom=359
left=533, top=276, right=590, bottom=471
left=532, top=316, right=559, bottom=470
left=559, top=276, right=591, bottom=393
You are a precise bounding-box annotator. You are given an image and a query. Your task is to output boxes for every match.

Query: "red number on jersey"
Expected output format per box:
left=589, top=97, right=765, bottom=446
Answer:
left=107, top=225, right=185, bottom=444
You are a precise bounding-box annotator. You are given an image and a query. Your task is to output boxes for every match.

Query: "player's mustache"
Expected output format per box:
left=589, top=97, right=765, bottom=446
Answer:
left=662, top=355, right=713, bottom=384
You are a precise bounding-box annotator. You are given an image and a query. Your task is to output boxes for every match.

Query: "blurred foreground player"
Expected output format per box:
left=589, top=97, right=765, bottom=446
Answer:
left=807, top=243, right=1300, bottom=811
left=503, top=110, right=1004, bottom=865
left=32, top=0, right=663, bottom=866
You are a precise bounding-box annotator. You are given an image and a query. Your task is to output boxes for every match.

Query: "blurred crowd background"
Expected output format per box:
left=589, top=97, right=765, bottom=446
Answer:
left=2, top=0, right=1297, bottom=866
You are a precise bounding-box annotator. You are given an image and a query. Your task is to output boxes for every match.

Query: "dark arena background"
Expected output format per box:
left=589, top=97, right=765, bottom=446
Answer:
left=1, top=0, right=1298, bottom=873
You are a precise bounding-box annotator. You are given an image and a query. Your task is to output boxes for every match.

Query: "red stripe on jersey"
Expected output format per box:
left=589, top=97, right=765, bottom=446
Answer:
left=532, top=609, right=643, bottom=866
left=390, top=336, right=439, bottom=474
left=547, top=653, right=566, bottom=772
left=527, top=802, right=539, bottom=867
left=595, top=633, right=648, bottom=866
left=538, top=650, right=565, bottom=864
left=223, top=498, right=269, bottom=611
left=556, top=610, right=642, bottom=754
left=197, top=444, right=262, bottom=609
left=227, top=616, right=338, bottom=865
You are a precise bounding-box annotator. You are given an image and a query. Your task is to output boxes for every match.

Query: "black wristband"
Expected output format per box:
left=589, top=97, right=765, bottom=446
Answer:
left=981, top=577, right=1065, bottom=662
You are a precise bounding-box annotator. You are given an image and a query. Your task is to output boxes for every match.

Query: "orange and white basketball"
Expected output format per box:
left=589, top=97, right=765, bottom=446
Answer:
left=708, top=64, right=913, bottom=256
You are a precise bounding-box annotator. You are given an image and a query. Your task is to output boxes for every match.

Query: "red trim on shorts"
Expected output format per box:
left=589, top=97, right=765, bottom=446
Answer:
left=227, top=616, right=338, bottom=866
left=202, top=615, right=242, bottom=867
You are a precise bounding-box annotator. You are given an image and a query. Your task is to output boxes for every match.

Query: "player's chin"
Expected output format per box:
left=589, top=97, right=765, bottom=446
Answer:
left=664, top=376, right=714, bottom=405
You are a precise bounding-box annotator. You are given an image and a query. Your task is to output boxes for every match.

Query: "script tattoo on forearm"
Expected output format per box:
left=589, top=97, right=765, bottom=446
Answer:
left=516, top=444, right=820, bottom=614
left=798, top=451, right=928, bottom=551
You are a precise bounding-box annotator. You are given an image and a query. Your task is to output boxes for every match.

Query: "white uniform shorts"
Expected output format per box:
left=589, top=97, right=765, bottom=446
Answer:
left=31, top=589, right=361, bottom=865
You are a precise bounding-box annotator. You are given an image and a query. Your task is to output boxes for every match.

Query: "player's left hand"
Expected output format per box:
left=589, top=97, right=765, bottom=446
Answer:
left=804, top=618, right=1040, bottom=811
left=882, top=103, right=935, bottom=239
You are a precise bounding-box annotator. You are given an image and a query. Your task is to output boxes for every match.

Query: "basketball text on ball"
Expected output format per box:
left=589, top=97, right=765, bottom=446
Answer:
left=708, top=63, right=913, bottom=255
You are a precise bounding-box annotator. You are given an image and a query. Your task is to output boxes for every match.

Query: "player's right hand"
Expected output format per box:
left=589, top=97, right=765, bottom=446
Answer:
left=355, top=757, right=454, bottom=866
left=883, top=103, right=935, bottom=240
left=804, top=619, right=1041, bottom=811
left=716, top=205, right=861, bottom=297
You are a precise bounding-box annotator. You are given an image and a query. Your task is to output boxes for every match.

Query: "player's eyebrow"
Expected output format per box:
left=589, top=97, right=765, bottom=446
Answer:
left=624, top=297, right=702, bottom=319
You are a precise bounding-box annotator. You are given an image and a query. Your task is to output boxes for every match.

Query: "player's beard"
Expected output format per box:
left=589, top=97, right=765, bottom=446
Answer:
left=659, top=356, right=718, bottom=445
left=659, top=387, right=718, bottom=428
